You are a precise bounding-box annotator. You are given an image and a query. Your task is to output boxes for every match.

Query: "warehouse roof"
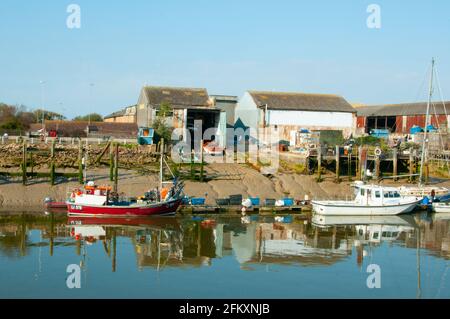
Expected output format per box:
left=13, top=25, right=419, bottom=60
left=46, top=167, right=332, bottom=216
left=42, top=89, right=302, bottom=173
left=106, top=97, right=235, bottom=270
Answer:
left=357, top=101, right=450, bottom=117
left=248, top=91, right=355, bottom=113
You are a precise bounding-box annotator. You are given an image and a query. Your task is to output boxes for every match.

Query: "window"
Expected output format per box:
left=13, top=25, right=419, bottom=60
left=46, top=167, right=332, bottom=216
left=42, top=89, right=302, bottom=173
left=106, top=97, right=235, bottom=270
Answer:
left=361, top=189, right=365, bottom=196
left=373, top=232, right=379, bottom=239
left=375, top=191, right=381, bottom=198
left=394, top=192, right=401, bottom=198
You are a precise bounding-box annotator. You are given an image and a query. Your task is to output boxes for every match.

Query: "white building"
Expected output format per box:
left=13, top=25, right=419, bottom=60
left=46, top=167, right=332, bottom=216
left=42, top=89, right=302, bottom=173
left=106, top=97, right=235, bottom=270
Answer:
left=235, top=91, right=356, bottom=141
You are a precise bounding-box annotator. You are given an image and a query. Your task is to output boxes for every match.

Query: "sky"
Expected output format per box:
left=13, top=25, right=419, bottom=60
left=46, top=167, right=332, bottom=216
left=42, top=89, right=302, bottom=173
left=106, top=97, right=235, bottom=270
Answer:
left=0, top=0, right=449, bottom=118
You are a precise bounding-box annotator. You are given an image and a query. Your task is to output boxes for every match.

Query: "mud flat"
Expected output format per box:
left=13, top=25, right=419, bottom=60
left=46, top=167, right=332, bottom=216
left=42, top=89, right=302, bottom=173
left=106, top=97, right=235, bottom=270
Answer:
left=1, top=163, right=449, bottom=212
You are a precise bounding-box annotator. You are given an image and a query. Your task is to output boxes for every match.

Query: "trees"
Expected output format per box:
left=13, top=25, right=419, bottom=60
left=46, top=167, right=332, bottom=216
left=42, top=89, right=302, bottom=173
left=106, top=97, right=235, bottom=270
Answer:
left=0, top=103, right=36, bottom=130
left=152, top=102, right=173, bottom=141
left=33, top=109, right=66, bottom=121
left=73, top=113, right=103, bottom=122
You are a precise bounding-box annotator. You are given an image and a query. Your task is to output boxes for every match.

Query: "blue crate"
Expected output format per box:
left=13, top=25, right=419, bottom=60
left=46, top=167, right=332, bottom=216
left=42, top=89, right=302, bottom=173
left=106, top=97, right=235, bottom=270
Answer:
left=191, top=198, right=206, bottom=205
left=283, top=198, right=294, bottom=206
left=249, top=197, right=260, bottom=206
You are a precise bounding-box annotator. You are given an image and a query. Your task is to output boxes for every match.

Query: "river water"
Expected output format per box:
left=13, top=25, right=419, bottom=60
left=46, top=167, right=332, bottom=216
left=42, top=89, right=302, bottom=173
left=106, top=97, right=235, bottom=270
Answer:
left=0, top=212, right=449, bottom=299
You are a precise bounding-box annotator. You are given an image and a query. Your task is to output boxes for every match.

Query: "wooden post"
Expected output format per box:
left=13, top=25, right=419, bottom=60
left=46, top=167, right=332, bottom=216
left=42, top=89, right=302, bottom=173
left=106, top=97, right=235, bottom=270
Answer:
left=78, top=139, right=83, bottom=184
left=425, top=161, right=429, bottom=184
left=22, top=141, right=27, bottom=186
left=29, top=152, right=34, bottom=178
left=112, top=230, right=117, bottom=273
left=50, top=139, right=56, bottom=185
left=358, top=146, right=363, bottom=180
left=114, top=143, right=119, bottom=193
left=375, top=154, right=381, bottom=181
left=348, top=151, right=352, bottom=182
left=109, top=142, right=114, bottom=182
left=190, top=150, right=195, bottom=180
left=49, top=213, right=54, bottom=256
left=335, top=145, right=340, bottom=183
left=409, top=148, right=415, bottom=183
left=317, top=144, right=322, bottom=182
left=393, top=148, right=398, bottom=182
left=200, top=139, right=204, bottom=182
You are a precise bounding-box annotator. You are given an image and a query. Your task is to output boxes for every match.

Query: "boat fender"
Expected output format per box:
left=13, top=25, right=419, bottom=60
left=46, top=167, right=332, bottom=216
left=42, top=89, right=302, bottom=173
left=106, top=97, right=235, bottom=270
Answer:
left=374, top=147, right=382, bottom=156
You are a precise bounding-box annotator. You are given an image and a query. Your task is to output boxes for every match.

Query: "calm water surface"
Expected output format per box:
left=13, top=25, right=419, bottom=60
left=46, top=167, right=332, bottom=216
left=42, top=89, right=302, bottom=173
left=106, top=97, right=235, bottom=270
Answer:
left=0, top=212, right=449, bottom=299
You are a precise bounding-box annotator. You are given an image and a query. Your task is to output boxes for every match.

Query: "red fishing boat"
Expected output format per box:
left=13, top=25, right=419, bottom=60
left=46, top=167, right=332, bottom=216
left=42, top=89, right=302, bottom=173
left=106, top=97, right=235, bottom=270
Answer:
left=66, top=179, right=184, bottom=217
left=66, top=147, right=185, bottom=217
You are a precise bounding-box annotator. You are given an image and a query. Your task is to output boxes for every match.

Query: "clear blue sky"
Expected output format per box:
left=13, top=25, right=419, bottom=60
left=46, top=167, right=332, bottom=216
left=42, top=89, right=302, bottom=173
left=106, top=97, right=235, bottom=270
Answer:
left=0, top=0, right=449, bottom=118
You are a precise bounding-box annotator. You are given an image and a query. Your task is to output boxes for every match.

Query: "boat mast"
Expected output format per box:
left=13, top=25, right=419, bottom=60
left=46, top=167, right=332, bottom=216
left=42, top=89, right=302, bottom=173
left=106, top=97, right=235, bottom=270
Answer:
left=419, top=58, right=435, bottom=185
left=160, top=138, right=164, bottom=191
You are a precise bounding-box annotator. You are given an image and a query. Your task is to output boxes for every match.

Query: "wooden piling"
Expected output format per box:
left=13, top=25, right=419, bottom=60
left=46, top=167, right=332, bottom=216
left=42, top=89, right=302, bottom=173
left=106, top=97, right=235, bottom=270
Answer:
left=393, top=148, right=398, bottom=182
left=358, top=146, right=363, bottom=180
left=375, top=154, right=381, bottom=180
left=50, top=139, right=56, bottom=185
left=22, top=141, right=27, bottom=186
left=112, top=230, right=117, bottom=273
left=190, top=150, right=195, bottom=180
left=114, top=143, right=119, bottom=193
left=409, top=148, right=414, bottom=183
left=317, top=144, right=322, bottom=182
left=348, top=151, right=352, bottom=182
left=109, top=142, right=114, bottom=182
left=335, top=145, right=340, bottom=183
left=29, top=152, right=34, bottom=178
left=78, top=139, right=83, bottom=185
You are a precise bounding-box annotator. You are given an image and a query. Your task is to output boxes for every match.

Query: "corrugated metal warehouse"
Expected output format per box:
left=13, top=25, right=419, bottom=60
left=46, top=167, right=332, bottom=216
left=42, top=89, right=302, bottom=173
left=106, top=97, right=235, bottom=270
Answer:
left=355, top=101, right=450, bottom=135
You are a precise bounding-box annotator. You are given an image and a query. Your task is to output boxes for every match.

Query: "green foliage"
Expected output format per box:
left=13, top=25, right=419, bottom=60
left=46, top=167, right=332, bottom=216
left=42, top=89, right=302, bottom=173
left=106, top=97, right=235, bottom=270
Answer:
left=158, top=102, right=173, bottom=117
left=354, top=135, right=382, bottom=146
left=33, top=109, right=65, bottom=121
left=152, top=103, right=173, bottom=141
left=399, top=142, right=421, bottom=151
left=73, top=113, right=103, bottom=122
left=318, top=130, right=344, bottom=146
left=0, top=103, right=36, bottom=130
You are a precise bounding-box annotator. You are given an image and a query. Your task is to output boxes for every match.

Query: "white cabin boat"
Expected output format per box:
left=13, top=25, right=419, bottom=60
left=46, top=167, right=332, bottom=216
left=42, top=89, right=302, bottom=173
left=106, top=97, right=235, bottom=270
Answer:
left=312, top=184, right=421, bottom=216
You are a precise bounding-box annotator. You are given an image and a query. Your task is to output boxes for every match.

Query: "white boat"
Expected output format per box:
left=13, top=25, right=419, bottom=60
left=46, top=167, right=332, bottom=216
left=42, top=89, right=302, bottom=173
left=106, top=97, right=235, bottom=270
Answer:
left=432, top=202, right=450, bottom=213
left=312, top=184, right=421, bottom=216
left=312, top=214, right=416, bottom=227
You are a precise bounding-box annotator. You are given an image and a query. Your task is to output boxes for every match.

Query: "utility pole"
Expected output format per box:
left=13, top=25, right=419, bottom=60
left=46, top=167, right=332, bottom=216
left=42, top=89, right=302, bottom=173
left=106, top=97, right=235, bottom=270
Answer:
left=40, top=81, right=46, bottom=129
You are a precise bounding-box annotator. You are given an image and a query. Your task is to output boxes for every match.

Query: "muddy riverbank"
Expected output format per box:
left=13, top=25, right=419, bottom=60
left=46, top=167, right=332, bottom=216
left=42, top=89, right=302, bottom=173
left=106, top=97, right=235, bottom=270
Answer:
left=1, top=163, right=449, bottom=212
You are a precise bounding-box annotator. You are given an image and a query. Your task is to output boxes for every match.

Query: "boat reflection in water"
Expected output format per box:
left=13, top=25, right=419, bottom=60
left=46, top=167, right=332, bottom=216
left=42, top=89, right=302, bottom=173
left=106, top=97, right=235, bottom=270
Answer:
left=1, top=212, right=449, bottom=298
left=67, top=215, right=183, bottom=271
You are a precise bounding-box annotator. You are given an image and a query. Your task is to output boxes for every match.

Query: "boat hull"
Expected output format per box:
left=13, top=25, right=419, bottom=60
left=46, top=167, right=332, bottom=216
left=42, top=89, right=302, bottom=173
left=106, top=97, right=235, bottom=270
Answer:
left=311, top=200, right=420, bottom=216
left=67, top=198, right=182, bottom=217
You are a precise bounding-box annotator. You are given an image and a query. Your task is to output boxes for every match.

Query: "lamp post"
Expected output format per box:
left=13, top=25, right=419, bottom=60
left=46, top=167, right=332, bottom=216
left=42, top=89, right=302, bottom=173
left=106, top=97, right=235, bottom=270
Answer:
left=39, top=80, right=46, bottom=128
left=89, top=83, right=94, bottom=125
